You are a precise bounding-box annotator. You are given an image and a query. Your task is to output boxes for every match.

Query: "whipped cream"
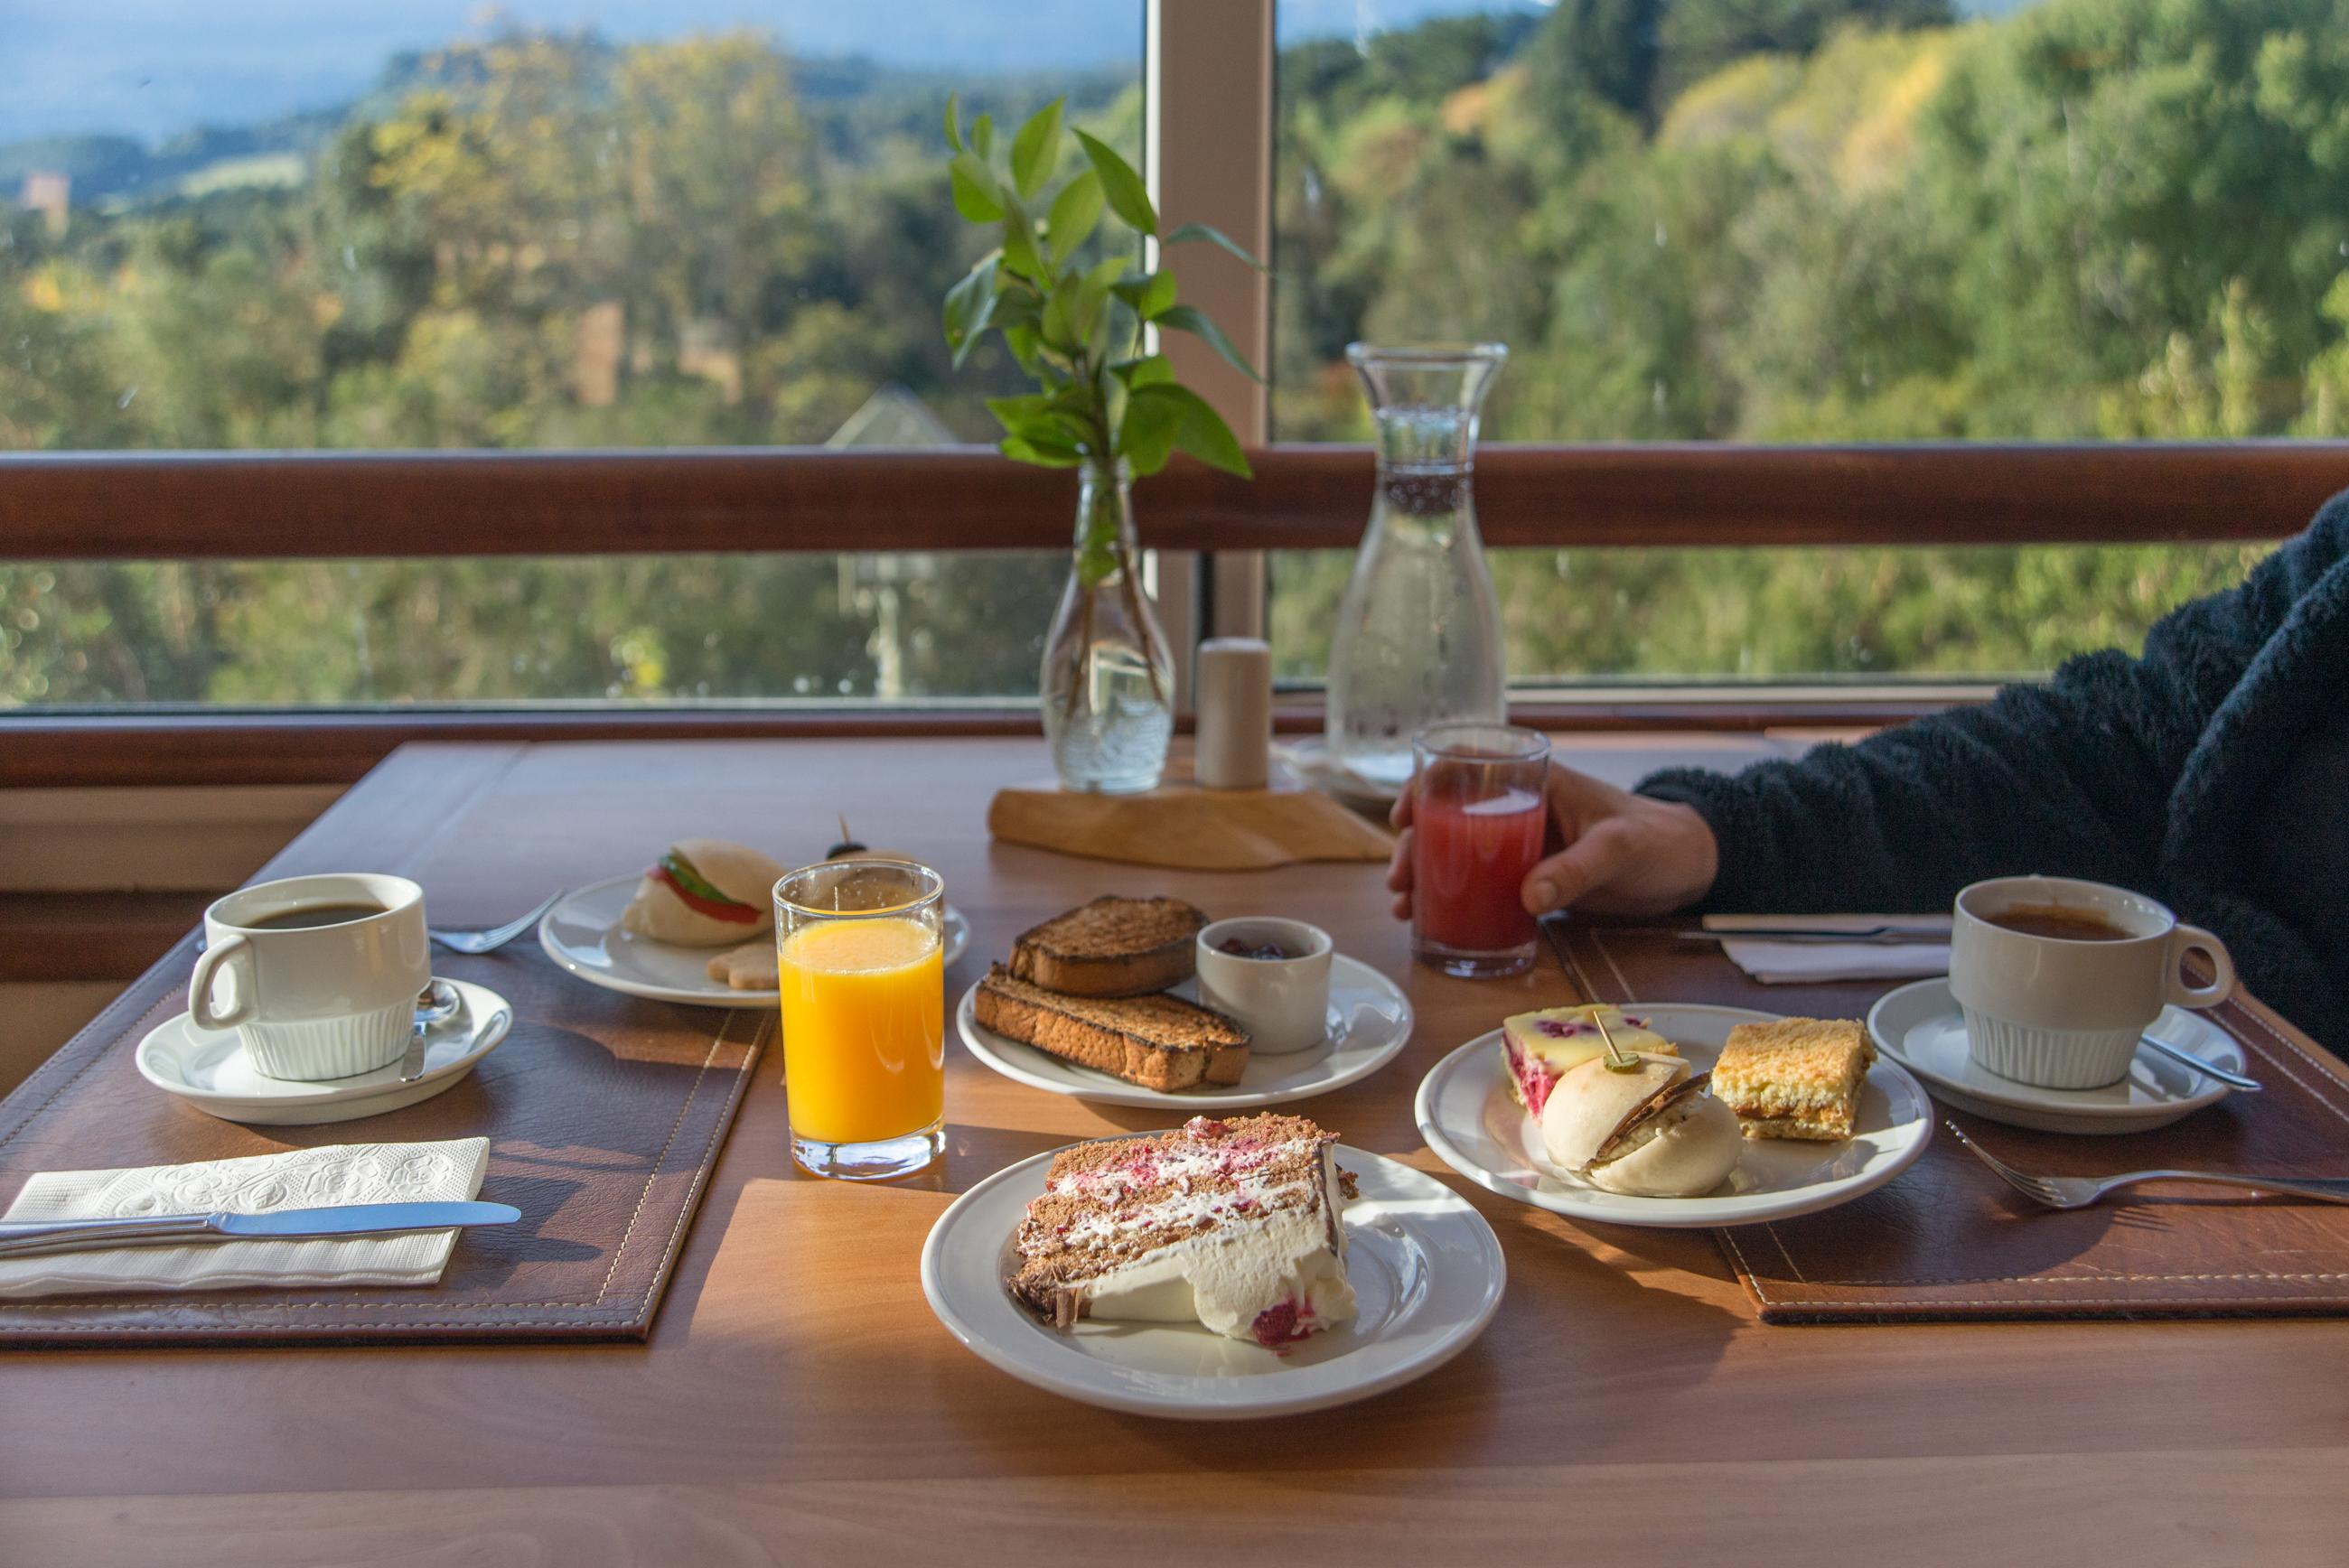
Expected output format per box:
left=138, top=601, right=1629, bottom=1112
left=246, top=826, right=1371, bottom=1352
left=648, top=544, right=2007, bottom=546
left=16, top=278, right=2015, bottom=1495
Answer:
left=1059, top=1143, right=1355, bottom=1346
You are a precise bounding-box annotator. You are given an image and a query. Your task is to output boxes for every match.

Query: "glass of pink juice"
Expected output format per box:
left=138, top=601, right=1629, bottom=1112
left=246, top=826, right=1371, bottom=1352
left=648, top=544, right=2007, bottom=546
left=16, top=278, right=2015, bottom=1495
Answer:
left=1410, top=723, right=1549, bottom=977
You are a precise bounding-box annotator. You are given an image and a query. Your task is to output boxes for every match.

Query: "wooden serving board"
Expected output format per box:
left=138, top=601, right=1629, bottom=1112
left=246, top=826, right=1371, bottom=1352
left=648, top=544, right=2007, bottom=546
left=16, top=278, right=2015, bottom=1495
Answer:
left=987, top=770, right=1392, bottom=871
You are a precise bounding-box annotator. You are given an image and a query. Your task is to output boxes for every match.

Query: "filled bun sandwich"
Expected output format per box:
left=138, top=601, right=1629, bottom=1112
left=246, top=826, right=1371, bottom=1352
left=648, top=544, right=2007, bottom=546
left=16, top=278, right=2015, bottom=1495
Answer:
left=621, top=839, right=787, bottom=947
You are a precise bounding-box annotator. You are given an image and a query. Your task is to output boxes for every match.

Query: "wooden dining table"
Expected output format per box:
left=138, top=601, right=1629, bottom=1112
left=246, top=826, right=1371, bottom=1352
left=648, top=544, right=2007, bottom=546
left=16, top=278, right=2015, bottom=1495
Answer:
left=5, top=734, right=2348, bottom=1565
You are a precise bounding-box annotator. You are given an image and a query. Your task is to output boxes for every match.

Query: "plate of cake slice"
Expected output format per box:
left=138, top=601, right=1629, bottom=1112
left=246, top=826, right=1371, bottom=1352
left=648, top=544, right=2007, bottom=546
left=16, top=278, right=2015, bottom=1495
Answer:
left=955, top=897, right=1413, bottom=1108
left=921, top=1114, right=1504, bottom=1418
left=1416, top=1003, right=1933, bottom=1228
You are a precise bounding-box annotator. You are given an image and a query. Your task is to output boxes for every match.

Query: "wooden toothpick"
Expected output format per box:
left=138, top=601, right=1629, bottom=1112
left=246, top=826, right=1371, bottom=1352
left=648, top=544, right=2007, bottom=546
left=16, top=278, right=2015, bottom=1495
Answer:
left=1591, top=1006, right=1640, bottom=1073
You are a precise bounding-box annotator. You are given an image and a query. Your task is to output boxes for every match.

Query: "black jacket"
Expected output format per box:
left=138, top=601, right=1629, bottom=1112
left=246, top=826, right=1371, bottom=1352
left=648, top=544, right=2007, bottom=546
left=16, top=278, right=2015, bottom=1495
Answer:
left=1639, top=497, right=2349, bottom=1050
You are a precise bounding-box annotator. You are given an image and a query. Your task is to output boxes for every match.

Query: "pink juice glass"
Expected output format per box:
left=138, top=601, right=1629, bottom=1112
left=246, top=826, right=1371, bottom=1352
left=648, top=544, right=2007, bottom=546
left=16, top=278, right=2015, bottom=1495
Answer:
left=1409, top=723, right=1550, bottom=977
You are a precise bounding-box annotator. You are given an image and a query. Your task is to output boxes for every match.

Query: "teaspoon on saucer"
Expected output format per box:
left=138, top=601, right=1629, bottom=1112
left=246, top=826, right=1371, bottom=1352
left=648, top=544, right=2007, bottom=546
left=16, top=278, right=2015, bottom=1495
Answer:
left=2141, top=1032, right=2260, bottom=1091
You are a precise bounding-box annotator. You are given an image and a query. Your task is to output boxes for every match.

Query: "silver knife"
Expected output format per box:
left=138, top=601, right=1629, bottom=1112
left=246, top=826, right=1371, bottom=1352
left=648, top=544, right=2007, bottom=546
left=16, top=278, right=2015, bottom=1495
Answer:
left=1677, top=926, right=1951, bottom=945
left=0, top=1200, right=520, bottom=1261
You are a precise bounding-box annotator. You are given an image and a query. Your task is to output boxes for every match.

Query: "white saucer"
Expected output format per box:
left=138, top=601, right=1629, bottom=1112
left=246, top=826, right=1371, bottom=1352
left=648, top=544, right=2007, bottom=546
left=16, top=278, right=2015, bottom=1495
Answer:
left=921, top=1141, right=1503, bottom=1419
left=1867, top=976, right=2243, bottom=1134
left=956, top=955, right=1413, bottom=1108
left=1416, top=1003, right=1933, bottom=1229
left=136, top=977, right=512, bottom=1126
left=539, top=874, right=972, bottom=1009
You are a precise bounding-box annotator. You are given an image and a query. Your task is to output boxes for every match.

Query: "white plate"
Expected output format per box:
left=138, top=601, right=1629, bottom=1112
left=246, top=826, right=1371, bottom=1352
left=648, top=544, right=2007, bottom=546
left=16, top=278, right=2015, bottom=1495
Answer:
left=921, top=1141, right=1502, bottom=1419
left=956, top=956, right=1413, bottom=1108
left=1867, top=976, right=2243, bottom=1135
left=539, top=873, right=971, bottom=1009
left=135, top=977, right=512, bottom=1126
left=1416, top=1003, right=1933, bottom=1228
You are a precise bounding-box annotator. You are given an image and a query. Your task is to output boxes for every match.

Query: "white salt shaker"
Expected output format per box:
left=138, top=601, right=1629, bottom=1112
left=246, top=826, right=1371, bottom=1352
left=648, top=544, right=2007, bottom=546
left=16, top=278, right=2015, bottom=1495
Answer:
left=1194, top=637, right=1271, bottom=790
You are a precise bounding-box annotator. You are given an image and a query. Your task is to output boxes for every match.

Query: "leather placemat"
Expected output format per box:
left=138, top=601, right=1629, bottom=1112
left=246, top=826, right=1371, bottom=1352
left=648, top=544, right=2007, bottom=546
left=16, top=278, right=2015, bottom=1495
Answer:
left=0, top=938, right=765, bottom=1347
left=1549, top=918, right=2349, bottom=1322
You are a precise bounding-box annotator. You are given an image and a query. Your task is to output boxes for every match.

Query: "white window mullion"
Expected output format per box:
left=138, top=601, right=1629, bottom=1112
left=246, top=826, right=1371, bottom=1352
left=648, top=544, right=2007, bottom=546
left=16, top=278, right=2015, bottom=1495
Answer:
left=1146, top=0, right=1274, bottom=655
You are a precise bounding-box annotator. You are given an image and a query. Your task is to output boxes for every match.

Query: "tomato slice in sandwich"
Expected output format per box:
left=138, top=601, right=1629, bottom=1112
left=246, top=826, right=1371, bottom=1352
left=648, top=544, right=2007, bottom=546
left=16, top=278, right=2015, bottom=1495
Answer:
left=651, top=850, right=761, bottom=924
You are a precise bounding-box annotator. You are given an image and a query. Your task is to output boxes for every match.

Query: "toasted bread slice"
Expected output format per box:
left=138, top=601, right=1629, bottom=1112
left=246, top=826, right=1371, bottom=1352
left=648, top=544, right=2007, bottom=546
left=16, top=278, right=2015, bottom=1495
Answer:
left=974, top=965, right=1249, bottom=1091
left=1007, top=896, right=1206, bottom=997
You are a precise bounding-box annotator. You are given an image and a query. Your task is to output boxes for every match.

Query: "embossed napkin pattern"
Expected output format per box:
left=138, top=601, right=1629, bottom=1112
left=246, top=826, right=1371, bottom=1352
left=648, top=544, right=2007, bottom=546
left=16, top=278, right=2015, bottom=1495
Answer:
left=0, top=1137, right=489, bottom=1299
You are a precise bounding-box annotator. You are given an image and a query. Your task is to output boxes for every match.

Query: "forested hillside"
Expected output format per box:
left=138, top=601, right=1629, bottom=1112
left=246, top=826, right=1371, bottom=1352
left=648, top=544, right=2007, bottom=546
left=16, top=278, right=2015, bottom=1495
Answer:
left=5, top=0, right=2335, bottom=704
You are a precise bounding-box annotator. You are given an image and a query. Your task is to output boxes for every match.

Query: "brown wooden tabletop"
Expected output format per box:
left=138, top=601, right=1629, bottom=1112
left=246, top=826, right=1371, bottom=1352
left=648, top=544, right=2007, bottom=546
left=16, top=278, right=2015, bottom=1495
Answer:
left=5, top=736, right=2348, bottom=1566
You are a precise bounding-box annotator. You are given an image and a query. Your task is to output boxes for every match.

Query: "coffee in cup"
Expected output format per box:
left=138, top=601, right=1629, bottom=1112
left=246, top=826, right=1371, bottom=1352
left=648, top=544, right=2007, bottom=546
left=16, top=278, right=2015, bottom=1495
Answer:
left=1950, top=874, right=2234, bottom=1090
left=188, top=873, right=431, bottom=1080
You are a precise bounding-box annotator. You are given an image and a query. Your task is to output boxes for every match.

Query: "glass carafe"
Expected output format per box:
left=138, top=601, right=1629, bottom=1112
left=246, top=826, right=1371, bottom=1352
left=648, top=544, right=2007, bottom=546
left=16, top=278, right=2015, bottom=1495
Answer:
left=1040, top=456, right=1175, bottom=793
left=1324, top=343, right=1509, bottom=789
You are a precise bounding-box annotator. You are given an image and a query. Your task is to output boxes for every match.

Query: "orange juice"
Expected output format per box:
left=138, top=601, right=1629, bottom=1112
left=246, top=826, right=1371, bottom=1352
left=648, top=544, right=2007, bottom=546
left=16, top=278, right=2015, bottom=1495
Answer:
left=777, top=916, right=944, bottom=1144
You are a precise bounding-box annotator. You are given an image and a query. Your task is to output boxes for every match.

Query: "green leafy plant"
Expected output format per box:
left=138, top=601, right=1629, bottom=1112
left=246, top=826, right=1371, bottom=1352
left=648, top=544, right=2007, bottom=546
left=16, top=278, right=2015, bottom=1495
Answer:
left=941, top=96, right=1262, bottom=506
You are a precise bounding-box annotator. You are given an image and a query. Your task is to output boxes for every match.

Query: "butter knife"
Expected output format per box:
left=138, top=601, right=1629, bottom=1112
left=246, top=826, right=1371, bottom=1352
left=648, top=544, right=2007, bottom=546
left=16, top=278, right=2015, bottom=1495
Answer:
left=0, top=1199, right=520, bottom=1261
left=1677, top=926, right=1951, bottom=945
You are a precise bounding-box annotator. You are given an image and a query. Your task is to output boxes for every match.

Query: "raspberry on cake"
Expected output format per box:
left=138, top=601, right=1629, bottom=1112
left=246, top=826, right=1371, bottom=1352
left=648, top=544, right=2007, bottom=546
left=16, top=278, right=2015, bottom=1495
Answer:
left=1010, top=1114, right=1358, bottom=1348
left=1710, top=1017, right=1875, bottom=1142
left=1500, top=1005, right=1675, bottom=1115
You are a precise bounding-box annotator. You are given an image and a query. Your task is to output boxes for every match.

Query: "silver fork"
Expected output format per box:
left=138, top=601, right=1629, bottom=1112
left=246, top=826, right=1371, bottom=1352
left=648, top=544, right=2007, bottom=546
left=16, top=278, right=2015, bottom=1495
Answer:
left=1945, top=1119, right=2349, bottom=1209
left=426, top=891, right=564, bottom=955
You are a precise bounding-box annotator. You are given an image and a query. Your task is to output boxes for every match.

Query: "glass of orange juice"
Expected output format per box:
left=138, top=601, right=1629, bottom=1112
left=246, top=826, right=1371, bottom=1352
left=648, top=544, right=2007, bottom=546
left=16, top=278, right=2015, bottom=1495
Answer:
left=774, top=858, right=946, bottom=1180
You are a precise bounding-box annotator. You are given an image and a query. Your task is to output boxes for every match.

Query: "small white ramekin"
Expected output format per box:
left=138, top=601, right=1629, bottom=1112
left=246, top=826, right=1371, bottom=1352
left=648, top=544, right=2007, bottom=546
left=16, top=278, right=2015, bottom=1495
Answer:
left=1194, top=918, right=1334, bottom=1056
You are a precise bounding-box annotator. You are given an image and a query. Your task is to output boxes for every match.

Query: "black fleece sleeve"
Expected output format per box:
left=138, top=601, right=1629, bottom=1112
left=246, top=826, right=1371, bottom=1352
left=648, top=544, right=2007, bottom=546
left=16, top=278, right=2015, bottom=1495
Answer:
left=1634, top=505, right=2349, bottom=914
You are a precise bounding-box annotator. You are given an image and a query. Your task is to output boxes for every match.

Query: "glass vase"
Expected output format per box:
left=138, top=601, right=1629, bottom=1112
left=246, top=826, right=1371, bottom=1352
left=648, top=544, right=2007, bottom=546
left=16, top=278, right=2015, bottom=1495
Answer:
left=1324, top=342, right=1509, bottom=789
left=1041, top=456, right=1174, bottom=793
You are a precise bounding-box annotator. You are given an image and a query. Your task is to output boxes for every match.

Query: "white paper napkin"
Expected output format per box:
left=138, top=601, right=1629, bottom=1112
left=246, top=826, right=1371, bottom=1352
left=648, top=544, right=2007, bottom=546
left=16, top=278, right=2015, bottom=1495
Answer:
left=0, top=1137, right=490, bottom=1300
left=1703, top=914, right=1952, bottom=986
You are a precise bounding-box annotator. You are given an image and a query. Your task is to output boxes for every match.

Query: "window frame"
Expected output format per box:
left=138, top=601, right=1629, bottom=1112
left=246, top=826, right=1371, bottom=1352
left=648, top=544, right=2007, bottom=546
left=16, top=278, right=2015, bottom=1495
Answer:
left=0, top=1, right=2343, bottom=789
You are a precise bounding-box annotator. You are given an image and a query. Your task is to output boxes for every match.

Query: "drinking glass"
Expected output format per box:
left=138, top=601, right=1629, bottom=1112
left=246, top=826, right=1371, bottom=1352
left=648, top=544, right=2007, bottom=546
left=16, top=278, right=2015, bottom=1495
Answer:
left=1409, top=723, right=1550, bottom=977
left=774, top=858, right=946, bottom=1180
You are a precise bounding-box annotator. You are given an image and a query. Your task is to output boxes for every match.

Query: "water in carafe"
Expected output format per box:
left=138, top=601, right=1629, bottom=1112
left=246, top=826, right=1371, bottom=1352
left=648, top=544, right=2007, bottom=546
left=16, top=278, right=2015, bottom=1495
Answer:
left=1324, top=344, right=1508, bottom=789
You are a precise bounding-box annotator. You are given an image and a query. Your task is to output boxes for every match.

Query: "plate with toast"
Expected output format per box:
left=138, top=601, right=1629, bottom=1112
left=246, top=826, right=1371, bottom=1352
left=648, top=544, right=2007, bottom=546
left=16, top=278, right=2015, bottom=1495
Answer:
left=957, top=897, right=1412, bottom=1108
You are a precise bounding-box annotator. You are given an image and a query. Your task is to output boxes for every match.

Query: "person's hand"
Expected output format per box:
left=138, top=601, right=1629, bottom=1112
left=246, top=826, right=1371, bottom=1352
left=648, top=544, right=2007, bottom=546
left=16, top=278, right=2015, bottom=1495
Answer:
left=1385, top=763, right=1719, bottom=921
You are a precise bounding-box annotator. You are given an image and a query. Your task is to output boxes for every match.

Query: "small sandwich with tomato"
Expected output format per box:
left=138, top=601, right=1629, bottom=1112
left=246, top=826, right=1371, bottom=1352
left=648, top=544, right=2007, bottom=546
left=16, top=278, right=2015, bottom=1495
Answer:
left=621, top=839, right=788, bottom=947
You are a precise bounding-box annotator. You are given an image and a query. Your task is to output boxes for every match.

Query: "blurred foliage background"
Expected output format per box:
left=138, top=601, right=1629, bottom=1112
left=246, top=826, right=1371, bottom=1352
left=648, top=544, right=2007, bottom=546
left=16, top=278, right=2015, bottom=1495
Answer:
left=4, top=0, right=2338, bottom=705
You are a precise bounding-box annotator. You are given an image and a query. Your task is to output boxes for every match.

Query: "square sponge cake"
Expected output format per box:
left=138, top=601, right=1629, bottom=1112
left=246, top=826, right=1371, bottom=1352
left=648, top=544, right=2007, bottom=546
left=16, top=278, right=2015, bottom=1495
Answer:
left=1710, top=1017, right=1874, bottom=1142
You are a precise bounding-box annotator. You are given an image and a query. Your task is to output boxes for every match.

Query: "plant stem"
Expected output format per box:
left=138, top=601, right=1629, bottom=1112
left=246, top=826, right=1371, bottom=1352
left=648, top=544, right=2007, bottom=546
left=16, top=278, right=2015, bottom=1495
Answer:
left=1064, top=582, right=1093, bottom=721
left=1114, top=535, right=1165, bottom=705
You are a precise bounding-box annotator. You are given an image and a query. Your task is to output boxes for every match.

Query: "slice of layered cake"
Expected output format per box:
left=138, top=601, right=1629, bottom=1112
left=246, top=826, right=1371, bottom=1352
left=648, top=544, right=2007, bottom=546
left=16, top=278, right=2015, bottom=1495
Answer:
left=1010, top=1114, right=1359, bottom=1348
left=1500, top=1004, right=1676, bottom=1116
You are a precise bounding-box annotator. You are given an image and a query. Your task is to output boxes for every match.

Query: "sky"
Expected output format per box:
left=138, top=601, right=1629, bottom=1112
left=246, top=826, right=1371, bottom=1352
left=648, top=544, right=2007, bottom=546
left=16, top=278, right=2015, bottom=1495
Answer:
left=0, top=1, right=1550, bottom=145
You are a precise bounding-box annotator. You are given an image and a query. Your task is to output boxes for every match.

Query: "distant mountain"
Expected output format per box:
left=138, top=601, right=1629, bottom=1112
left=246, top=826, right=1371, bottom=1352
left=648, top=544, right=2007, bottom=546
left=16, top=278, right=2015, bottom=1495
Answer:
left=0, top=41, right=1129, bottom=214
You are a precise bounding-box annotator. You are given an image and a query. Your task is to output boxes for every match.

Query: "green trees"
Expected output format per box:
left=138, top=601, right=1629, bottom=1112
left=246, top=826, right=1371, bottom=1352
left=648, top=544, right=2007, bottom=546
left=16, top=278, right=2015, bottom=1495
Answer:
left=2, top=1, right=2343, bottom=707
left=1270, top=0, right=2337, bottom=684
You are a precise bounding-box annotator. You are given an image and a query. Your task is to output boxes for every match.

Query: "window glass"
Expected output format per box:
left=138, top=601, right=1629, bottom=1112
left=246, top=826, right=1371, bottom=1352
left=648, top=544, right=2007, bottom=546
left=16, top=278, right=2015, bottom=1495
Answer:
left=1269, top=0, right=2305, bottom=684
left=0, top=6, right=1139, bottom=706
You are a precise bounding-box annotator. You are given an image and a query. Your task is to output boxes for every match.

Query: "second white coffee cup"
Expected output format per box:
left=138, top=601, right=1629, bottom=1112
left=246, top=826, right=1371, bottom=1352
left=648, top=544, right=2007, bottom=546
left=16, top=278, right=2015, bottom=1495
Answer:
left=1949, top=874, right=2235, bottom=1090
left=189, top=873, right=431, bottom=1081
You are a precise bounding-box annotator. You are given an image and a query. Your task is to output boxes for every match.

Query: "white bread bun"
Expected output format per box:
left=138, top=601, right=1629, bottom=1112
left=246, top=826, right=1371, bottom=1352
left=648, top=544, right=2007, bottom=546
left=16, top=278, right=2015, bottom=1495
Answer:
left=1582, top=1093, right=1740, bottom=1198
left=1539, top=1053, right=1689, bottom=1170
left=619, top=839, right=785, bottom=947
left=1539, top=1051, right=1741, bottom=1198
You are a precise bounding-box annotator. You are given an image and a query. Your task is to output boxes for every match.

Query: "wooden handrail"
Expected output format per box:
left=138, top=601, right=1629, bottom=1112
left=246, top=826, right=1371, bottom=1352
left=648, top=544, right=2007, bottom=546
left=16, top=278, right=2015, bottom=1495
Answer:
left=0, top=442, right=2337, bottom=559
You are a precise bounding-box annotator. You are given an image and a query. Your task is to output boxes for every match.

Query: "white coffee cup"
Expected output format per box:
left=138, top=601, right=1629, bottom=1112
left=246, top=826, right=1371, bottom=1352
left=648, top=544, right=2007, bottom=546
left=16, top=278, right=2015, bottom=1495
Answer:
left=189, top=873, right=432, bottom=1081
left=1194, top=918, right=1334, bottom=1056
left=1950, top=874, right=2235, bottom=1090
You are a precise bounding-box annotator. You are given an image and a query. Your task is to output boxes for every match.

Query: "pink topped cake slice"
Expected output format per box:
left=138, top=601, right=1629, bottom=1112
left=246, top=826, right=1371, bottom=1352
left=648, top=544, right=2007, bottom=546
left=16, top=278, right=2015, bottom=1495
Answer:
left=1010, top=1114, right=1358, bottom=1349
left=1501, top=1004, right=1675, bottom=1115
